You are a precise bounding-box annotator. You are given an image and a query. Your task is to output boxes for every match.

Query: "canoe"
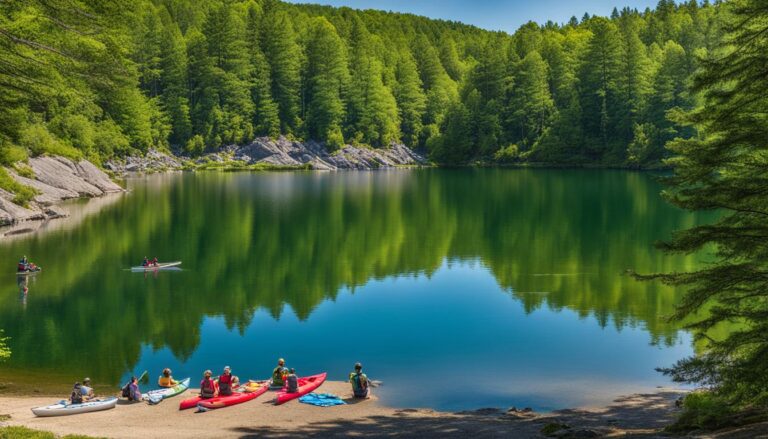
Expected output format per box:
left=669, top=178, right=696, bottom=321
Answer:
left=179, top=381, right=269, bottom=410
left=31, top=397, right=117, bottom=417
left=275, top=373, right=327, bottom=405
left=130, top=261, right=182, bottom=272
left=143, top=377, right=190, bottom=403
left=16, top=268, right=41, bottom=276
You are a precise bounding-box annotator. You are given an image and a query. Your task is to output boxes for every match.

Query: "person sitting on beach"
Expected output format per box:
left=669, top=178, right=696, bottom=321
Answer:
left=158, top=368, right=178, bottom=388
left=217, top=366, right=239, bottom=396
left=200, top=370, right=217, bottom=399
left=285, top=368, right=299, bottom=393
left=81, top=377, right=95, bottom=400
left=272, top=358, right=288, bottom=387
left=349, top=362, right=370, bottom=398
left=70, top=382, right=84, bottom=404
left=121, top=376, right=143, bottom=402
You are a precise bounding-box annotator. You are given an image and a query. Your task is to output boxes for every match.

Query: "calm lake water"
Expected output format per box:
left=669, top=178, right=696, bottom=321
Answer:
left=0, top=169, right=709, bottom=411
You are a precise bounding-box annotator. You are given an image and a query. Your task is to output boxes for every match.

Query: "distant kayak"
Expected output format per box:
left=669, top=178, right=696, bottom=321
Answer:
left=16, top=269, right=41, bottom=276
left=143, top=377, right=190, bottom=403
left=130, top=261, right=182, bottom=271
left=275, top=373, right=327, bottom=405
left=31, top=397, right=118, bottom=417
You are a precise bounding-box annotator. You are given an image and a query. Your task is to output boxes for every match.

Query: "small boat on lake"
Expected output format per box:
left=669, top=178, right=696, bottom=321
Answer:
left=16, top=267, right=41, bottom=276
left=130, top=261, right=182, bottom=272
left=143, top=377, right=191, bottom=404
left=31, top=397, right=118, bottom=417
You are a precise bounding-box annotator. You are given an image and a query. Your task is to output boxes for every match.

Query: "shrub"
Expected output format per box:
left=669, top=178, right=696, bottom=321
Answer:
left=0, top=168, right=39, bottom=207
left=0, top=144, right=28, bottom=166
left=494, top=144, right=520, bottom=163
left=185, top=134, right=205, bottom=156
left=18, top=123, right=81, bottom=160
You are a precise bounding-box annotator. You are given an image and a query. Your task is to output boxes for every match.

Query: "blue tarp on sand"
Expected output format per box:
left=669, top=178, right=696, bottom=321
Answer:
left=298, top=393, right=347, bottom=407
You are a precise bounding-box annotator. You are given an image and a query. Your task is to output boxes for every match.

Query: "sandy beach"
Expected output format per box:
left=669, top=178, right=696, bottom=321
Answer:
left=0, top=381, right=698, bottom=438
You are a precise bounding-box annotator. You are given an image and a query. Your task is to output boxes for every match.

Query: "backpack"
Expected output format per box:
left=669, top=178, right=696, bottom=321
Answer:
left=71, top=389, right=83, bottom=404
left=121, top=382, right=131, bottom=398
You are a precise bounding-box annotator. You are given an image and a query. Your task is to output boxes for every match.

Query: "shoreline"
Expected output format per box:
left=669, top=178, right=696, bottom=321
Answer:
left=0, top=381, right=690, bottom=438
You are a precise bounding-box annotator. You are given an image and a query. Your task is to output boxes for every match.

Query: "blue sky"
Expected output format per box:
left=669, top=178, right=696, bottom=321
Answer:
left=285, top=0, right=659, bottom=33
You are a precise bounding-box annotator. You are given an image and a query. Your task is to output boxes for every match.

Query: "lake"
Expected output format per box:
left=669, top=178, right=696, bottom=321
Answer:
left=0, top=169, right=709, bottom=411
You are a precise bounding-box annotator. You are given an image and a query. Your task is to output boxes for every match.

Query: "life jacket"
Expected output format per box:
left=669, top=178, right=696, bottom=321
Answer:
left=218, top=374, right=233, bottom=395
left=158, top=376, right=174, bottom=387
left=200, top=378, right=216, bottom=398
left=272, top=366, right=287, bottom=386
left=17, top=263, right=26, bottom=271
left=70, top=389, right=83, bottom=404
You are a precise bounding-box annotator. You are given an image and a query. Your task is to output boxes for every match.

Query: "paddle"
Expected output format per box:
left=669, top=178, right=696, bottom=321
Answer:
left=138, top=370, right=149, bottom=384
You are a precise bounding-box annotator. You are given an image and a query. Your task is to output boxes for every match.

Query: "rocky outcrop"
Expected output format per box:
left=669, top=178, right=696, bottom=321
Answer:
left=229, top=137, right=427, bottom=170
left=104, top=149, right=186, bottom=174
left=0, top=156, right=123, bottom=230
left=104, top=137, right=427, bottom=175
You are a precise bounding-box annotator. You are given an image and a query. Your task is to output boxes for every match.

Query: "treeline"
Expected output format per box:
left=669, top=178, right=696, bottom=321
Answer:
left=0, top=0, right=721, bottom=167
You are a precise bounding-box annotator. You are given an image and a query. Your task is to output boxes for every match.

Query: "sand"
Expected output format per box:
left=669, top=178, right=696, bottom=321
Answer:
left=1, top=382, right=763, bottom=438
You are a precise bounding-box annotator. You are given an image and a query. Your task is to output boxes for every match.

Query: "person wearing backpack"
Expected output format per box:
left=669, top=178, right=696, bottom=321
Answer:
left=70, top=382, right=84, bottom=404
left=271, top=358, right=288, bottom=388
left=121, top=376, right=143, bottom=402
left=349, top=362, right=370, bottom=398
left=200, top=370, right=217, bottom=399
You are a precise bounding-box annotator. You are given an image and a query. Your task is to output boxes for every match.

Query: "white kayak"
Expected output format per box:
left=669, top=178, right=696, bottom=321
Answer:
left=31, top=396, right=118, bottom=417
left=130, top=261, right=182, bottom=272
left=142, top=377, right=190, bottom=404
left=16, top=269, right=41, bottom=276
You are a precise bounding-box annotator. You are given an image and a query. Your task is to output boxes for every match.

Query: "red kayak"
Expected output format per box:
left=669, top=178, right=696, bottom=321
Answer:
left=179, top=383, right=269, bottom=410
left=275, top=373, right=327, bottom=405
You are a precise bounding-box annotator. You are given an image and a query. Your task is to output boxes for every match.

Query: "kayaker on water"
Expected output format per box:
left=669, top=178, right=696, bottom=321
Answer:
left=142, top=256, right=149, bottom=267
left=349, top=362, right=370, bottom=398
left=152, top=257, right=159, bottom=267
left=200, top=370, right=217, bottom=399
left=272, top=358, right=289, bottom=388
left=158, top=368, right=178, bottom=388
left=70, top=382, right=84, bottom=404
left=17, top=256, right=37, bottom=272
left=285, top=368, right=299, bottom=393
left=217, top=366, right=238, bottom=396
left=81, top=377, right=95, bottom=400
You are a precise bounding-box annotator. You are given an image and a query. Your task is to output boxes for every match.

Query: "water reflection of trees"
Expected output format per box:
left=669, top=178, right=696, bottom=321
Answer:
left=0, top=170, right=708, bottom=383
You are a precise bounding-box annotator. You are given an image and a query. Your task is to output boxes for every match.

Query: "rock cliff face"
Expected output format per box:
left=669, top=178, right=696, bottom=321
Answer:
left=0, top=156, right=123, bottom=229
left=105, top=137, right=427, bottom=173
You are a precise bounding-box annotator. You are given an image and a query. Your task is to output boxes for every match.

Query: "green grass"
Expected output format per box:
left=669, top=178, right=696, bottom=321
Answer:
left=0, top=426, right=101, bottom=439
left=0, top=168, right=39, bottom=207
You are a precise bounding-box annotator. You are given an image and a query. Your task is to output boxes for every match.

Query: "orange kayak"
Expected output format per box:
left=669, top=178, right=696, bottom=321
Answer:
left=275, top=373, right=327, bottom=405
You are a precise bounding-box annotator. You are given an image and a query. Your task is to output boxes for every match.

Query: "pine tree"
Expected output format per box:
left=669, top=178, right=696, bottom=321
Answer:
left=305, top=17, right=348, bottom=148
left=642, top=0, right=768, bottom=408
left=260, top=8, right=302, bottom=134
left=393, top=52, right=426, bottom=148
left=245, top=3, right=280, bottom=137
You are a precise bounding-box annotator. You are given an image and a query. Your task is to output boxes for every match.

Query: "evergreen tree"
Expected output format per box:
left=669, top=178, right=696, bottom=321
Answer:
left=245, top=3, right=280, bottom=137
left=642, top=0, right=768, bottom=409
left=260, top=8, right=302, bottom=134
left=393, top=52, right=427, bottom=148
left=305, top=17, right=348, bottom=148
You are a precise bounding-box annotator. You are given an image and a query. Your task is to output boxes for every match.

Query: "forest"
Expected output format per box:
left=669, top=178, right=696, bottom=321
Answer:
left=0, top=0, right=721, bottom=169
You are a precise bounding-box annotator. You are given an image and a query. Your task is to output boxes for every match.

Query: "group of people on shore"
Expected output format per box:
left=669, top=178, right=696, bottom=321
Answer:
left=70, top=359, right=371, bottom=403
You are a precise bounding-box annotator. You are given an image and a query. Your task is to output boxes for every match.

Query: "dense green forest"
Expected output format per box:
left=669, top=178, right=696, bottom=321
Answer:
left=0, top=0, right=721, bottom=169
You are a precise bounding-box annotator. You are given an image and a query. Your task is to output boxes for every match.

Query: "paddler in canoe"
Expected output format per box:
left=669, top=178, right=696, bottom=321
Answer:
left=80, top=377, right=95, bottom=401
left=17, top=255, right=40, bottom=273
left=349, top=362, right=370, bottom=398
left=158, top=368, right=178, bottom=388
left=271, top=358, right=289, bottom=388
left=200, top=370, right=217, bottom=399
left=216, top=366, right=239, bottom=396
